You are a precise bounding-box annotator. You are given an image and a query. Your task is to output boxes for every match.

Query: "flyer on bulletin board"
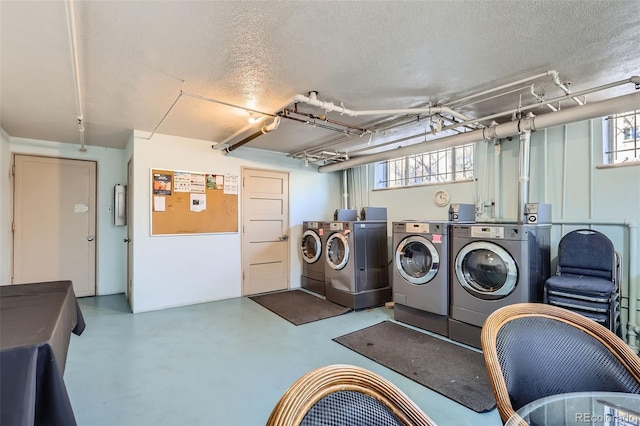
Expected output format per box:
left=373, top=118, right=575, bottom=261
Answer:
left=153, top=173, right=172, bottom=195
left=174, top=171, right=191, bottom=192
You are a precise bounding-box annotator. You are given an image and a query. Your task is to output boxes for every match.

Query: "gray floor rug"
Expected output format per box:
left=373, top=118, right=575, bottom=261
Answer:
left=333, top=320, right=496, bottom=413
left=249, top=290, right=351, bottom=326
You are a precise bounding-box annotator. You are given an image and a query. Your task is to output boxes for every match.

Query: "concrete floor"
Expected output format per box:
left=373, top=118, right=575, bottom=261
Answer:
left=65, top=294, right=502, bottom=425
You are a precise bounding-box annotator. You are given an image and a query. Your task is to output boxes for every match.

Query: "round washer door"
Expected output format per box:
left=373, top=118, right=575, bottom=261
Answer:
left=301, top=230, right=322, bottom=264
left=395, top=236, right=439, bottom=285
left=454, top=241, right=518, bottom=300
left=326, top=233, right=350, bottom=270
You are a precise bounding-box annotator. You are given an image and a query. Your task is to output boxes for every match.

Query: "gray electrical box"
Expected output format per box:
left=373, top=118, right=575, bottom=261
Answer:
left=334, top=209, right=358, bottom=221
left=360, top=207, right=387, bottom=221
left=114, top=184, right=127, bottom=226
left=524, top=203, right=552, bottom=224
left=448, top=203, right=476, bottom=222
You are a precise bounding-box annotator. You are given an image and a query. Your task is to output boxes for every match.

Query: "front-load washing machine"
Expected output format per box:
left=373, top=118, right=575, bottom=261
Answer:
left=301, top=221, right=327, bottom=296
left=392, top=221, right=450, bottom=336
left=448, top=223, right=551, bottom=348
left=324, top=221, right=391, bottom=310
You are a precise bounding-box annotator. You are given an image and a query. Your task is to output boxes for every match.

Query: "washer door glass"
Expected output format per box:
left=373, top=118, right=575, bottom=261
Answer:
left=301, top=230, right=321, bottom=264
left=455, top=241, right=518, bottom=300
left=326, top=233, right=350, bottom=270
left=395, top=236, right=439, bottom=285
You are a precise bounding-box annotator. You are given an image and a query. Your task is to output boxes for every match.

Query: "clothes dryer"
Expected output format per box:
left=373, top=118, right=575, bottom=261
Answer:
left=324, top=221, right=391, bottom=310
left=301, top=221, right=327, bottom=296
left=448, top=223, right=551, bottom=348
left=392, top=221, right=450, bottom=336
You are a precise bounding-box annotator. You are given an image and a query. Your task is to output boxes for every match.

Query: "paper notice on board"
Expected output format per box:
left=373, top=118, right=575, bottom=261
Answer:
left=190, top=173, right=205, bottom=193
left=223, top=176, right=238, bottom=195
left=174, top=171, right=191, bottom=192
left=153, top=196, right=166, bottom=212
left=216, top=175, right=224, bottom=187
left=206, top=174, right=218, bottom=189
left=153, top=173, right=172, bottom=195
left=190, top=193, right=206, bottom=212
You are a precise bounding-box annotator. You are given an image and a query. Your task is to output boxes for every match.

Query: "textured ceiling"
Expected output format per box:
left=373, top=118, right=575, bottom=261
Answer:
left=1, top=1, right=639, bottom=160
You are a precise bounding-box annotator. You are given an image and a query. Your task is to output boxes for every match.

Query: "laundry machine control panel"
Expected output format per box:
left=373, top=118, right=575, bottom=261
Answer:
left=470, top=225, right=504, bottom=239
left=306, top=221, right=319, bottom=229
left=404, top=222, right=430, bottom=233
left=329, top=222, right=353, bottom=232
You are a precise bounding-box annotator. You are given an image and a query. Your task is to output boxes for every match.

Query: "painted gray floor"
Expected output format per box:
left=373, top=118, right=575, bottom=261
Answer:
left=65, top=294, right=502, bottom=426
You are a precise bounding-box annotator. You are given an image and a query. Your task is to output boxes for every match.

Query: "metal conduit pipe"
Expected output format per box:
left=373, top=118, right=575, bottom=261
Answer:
left=445, top=70, right=561, bottom=107
left=517, top=130, right=531, bottom=223
left=65, top=0, right=87, bottom=152
left=549, top=71, right=585, bottom=106
left=292, top=92, right=474, bottom=124
left=552, top=219, right=639, bottom=353
left=342, top=170, right=348, bottom=210
left=318, top=90, right=640, bottom=173
left=309, top=76, right=640, bottom=160
left=223, top=117, right=281, bottom=155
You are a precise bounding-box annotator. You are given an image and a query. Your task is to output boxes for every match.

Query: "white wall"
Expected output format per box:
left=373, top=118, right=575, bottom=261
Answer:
left=5, top=137, right=128, bottom=295
left=130, top=132, right=340, bottom=313
left=0, top=129, right=11, bottom=284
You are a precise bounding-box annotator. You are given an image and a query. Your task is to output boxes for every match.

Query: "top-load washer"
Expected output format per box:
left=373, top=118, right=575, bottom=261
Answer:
left=392, top=221, right=450, bottom=336
left=323, top=220, right=391, bottom=310
left=301, top=221, right=327, bottom=296
left=449, top=223, right=551, bottom=348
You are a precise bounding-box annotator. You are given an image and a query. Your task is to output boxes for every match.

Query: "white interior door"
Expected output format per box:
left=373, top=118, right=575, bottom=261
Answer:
left=242, top=168, right=289, bottom=296
left=13, top=155, right=97, bottom=296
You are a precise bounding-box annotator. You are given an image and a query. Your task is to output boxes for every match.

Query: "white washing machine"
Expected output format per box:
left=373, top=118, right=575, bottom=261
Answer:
left=301, top=221, right=327, bottom=296
left=324, top=221, right=391, bottom=310
left=392, top=221, right=450, bottom=336
left=449, top=223, right=551, bottom=348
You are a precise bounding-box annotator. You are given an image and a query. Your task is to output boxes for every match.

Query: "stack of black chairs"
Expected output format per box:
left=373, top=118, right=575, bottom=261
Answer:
left=543, top=229, right=621, bottom=336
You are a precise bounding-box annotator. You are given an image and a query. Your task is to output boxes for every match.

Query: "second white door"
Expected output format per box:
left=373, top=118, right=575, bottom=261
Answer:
left=242, top=168, right=289, bottom=296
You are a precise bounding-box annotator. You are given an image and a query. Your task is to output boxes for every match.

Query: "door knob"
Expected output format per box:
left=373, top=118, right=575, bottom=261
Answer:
left=124, top=238, right=131, bottom=243
left=279, top=235, right=289, bottom=241
left=87, top=235, right=95, bottom=241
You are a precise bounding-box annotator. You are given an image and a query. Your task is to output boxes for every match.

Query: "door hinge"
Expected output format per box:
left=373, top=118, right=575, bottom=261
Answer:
left=12, top=222, right=15, bottom=232
left=243, top=177, right=245, bottom=187
left=242, top=271, right=245, bottom=280
left=12, top=165, right=15, bottom=176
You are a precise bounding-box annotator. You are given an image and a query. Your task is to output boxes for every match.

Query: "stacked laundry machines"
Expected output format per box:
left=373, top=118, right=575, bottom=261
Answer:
left=324, top=208, right=391, bottom=310
left=448, top=221, right=551, bottom=348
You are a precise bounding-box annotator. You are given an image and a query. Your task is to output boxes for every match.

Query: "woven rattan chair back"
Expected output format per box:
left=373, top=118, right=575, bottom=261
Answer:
left=267, top=364, right=437, bottom=426
left=481, top=303, right=640, bottom=423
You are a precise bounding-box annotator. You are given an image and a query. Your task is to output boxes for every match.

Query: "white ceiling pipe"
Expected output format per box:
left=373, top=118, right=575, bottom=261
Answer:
left=292, top=93, right=474, bottom=124
left=445, top=70, right=559, bottom=107
left=318, top=90, right=640, bottom=173
left=549, top=71, right=584, bottom=106
left=65, top=0, right=86, bottom=152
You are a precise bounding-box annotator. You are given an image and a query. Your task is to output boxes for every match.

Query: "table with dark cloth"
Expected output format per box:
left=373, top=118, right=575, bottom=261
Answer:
left=1, top=281, right=86, bottom=426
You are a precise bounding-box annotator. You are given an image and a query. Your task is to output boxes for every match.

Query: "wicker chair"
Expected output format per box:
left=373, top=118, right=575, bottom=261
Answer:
left=481, top=303, right=640, bottom=423
left=266, top=364, right=437, bottom=426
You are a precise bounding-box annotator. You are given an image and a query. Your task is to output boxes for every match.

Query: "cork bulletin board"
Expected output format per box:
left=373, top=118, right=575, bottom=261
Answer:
left=150, top=168, right=238, bottom=235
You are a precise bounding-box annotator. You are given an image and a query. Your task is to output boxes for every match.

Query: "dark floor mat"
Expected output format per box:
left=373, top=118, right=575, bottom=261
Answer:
left=249, top=290, right=351, bottom=326
left=333, top=320, right=496, bottom=413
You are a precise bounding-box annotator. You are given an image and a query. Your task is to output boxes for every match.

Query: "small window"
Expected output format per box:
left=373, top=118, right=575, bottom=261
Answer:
left=374, top=144, right=474, bottom=189
left=604, top=110, right=640, bottom=164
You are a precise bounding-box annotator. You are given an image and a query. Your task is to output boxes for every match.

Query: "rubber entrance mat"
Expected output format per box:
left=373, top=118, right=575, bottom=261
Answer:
left=333, top=321, right=496, bottom=413
left=249, top=290, right=351, bottom=326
